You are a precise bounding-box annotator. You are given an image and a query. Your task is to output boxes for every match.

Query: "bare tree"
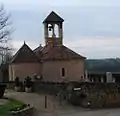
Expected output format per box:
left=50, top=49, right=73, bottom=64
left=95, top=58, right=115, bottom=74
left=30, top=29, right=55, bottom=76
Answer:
left=0, top=4, right=13, bottom=63
left=0, top=4, right=14, bottom=82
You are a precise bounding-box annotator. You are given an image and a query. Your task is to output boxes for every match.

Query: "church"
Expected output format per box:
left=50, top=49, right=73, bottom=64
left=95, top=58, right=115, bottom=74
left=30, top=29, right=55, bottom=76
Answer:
left=9, top=11, right=86, bottom=82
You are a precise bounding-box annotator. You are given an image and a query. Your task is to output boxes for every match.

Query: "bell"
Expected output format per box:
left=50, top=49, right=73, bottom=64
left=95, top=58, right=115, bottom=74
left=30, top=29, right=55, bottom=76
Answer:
left=49, top=28, right=52, bottom=31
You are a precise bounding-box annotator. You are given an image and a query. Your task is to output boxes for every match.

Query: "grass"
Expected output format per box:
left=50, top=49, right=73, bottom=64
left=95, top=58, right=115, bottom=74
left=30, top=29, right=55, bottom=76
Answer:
left=0, top=98, right=26, bottom=116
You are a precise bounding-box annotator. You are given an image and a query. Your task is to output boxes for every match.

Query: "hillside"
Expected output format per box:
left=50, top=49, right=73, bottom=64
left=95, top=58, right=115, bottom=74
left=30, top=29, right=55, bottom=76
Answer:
left=85, top=58, right=120, bottom=72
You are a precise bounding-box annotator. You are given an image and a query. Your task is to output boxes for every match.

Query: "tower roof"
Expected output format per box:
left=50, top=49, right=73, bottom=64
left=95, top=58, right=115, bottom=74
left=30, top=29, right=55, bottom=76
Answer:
left=43, top=11, right=64, bottom=23
left=11, top=42, right=39, bottom=63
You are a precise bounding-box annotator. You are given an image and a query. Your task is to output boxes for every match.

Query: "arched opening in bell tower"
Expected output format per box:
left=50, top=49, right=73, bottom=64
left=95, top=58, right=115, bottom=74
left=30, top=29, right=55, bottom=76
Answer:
left=54, top=24, right=59, bottom=38
left=48, top=24, right=59, bottom=38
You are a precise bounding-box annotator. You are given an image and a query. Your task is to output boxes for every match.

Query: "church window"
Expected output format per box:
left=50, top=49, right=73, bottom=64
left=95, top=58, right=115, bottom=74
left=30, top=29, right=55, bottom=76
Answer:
left=61, top=68, right=65, bottom=77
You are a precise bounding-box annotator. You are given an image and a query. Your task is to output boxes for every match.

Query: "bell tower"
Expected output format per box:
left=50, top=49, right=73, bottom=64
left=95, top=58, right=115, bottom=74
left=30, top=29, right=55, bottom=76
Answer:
left=43, top=11, right=64, bottom=47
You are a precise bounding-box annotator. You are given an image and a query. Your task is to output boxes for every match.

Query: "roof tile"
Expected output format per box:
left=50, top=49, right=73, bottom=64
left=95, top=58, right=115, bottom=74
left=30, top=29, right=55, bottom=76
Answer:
left=34, top=45, right=86, bottom=60
left=43, top=11, right=64, bottom=23
left=11, top=43, right=40, bottom=63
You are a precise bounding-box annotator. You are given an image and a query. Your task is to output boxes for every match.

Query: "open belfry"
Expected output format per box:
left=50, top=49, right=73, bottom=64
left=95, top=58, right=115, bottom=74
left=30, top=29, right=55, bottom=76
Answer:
left=9, top=11, right=86, bottom=82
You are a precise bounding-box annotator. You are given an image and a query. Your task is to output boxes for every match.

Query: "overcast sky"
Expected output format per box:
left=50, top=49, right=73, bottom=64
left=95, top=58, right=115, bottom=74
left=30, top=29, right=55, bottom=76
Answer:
left=1, top=0, right=120, bottom=59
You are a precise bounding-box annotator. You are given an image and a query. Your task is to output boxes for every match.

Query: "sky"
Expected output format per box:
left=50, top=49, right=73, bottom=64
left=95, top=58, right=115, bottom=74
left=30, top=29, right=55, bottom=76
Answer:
left=0, top=0, right=120, bottom=59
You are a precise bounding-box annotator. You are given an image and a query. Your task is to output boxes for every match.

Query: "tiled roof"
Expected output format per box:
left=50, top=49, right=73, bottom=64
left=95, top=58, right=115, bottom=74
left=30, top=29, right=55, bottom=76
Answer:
left=33, top=45, right=43, bottom=53
left=43, top=11, right=64, bottom=23
left=33, top=45, right=43, bottom=58
left=34, top=45, right=86, bottom=61
left=11, top=43, right=39, bottom=63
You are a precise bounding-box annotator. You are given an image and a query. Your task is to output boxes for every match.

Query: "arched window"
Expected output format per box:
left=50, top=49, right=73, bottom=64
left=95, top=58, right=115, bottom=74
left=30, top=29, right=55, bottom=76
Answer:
left=48, top=24, right=53, bottom=37
left=54, top=24, right=59, bottom=37
left=61, top=68, right=65, bottom=77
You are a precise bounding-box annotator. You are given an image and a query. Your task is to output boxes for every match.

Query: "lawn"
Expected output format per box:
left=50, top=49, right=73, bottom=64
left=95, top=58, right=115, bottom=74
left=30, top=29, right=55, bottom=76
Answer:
left=0, top=98, right=26, bottom=116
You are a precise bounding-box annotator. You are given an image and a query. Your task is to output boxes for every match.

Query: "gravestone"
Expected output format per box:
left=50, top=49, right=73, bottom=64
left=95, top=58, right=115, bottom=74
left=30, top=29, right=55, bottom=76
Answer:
left=106, top=72, right=112, bottom=83
left=101, top=77, right=104, bottom=83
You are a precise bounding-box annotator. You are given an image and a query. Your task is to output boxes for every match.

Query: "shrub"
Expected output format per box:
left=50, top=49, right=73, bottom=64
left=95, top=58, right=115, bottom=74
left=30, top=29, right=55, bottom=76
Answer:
left=0, top=83, right=6, bottom=98
left=24, top=76, right=33, bottom=88
left=15, top=77, right=21, bottom=87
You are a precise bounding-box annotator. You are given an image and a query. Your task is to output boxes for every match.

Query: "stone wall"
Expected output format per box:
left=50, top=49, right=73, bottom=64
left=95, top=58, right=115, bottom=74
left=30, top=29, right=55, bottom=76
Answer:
left=7, top=81, right=15, bottom=89
left=65, top=82, right=120, bottom=108
left=7, top=81, right=64, bottom=94
left=9, top=107, right=34, bottom=116
left=33, top=81, right=64, bottom=94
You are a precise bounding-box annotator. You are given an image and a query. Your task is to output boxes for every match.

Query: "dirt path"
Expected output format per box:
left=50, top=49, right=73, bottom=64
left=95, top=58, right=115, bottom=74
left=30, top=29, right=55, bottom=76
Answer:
left=5, top=91, right=57, bottom=116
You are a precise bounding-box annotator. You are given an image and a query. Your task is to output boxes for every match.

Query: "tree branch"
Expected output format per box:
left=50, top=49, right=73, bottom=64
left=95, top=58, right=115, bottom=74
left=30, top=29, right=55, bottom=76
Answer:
left=0, top=4, right=13, bottom=63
